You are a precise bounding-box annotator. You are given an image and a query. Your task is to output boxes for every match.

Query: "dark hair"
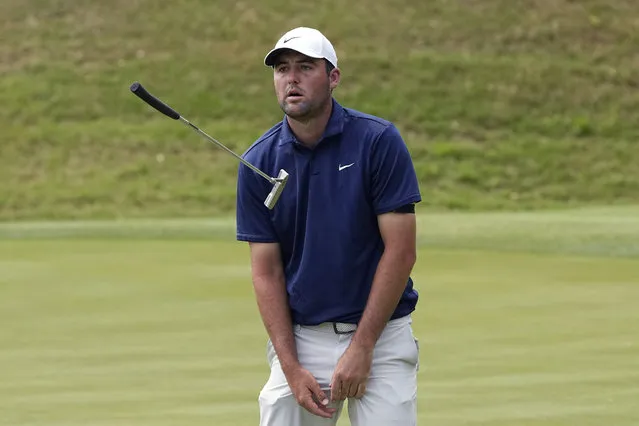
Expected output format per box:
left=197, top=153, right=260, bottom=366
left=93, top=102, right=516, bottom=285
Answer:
left=325, top=60, right=335, bottom=75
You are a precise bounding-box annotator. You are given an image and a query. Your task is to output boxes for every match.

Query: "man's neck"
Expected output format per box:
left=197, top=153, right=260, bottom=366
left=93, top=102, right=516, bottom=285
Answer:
left=287, top=100, right=333, bottom=149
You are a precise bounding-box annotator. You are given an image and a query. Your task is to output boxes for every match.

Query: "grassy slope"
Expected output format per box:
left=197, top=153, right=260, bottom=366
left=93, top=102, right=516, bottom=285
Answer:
left=1, top=0, right=638, bottom=220
left=1, top=210, right=638, bottom=425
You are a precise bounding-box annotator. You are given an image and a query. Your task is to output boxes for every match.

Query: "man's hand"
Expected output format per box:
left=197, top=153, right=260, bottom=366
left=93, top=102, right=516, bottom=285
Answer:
left=286, top=366, right=337, bottom=418
left=330, top=343, right=373, bottom=401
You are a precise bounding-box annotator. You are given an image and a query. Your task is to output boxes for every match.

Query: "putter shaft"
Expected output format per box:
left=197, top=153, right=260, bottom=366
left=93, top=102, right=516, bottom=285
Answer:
left=179, top=117, right=278, bottom=184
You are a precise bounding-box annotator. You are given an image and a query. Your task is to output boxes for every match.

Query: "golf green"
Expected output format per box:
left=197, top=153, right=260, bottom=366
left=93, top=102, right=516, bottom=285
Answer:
left=1, top=209, right=638, bottom=425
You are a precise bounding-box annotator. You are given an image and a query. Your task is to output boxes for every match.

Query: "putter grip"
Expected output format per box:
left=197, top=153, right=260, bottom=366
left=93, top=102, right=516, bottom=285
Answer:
left=130, top=82, right=180, bottom=120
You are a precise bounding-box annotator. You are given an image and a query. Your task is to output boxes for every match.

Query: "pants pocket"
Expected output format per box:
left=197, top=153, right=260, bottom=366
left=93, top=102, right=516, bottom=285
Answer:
left=372, top=320, right=419, bottom=375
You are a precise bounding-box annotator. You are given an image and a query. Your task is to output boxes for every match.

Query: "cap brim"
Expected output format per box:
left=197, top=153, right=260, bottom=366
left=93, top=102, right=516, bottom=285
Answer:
left=263, top=46, right=324, bottom=67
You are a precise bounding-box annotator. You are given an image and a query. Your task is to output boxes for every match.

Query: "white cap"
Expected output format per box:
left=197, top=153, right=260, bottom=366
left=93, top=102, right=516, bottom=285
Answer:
left=264, top=27, right=338, bottom=68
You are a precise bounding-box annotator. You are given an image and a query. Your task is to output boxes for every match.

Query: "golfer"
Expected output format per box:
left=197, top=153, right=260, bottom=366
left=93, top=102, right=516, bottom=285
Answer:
left=236, top=26, right=422, bottom=426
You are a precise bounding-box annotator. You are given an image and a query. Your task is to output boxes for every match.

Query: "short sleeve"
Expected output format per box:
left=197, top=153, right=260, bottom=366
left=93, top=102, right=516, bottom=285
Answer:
left=235, top=161, right=278, bottom=242
left=370, top=124, right=422, bottom=214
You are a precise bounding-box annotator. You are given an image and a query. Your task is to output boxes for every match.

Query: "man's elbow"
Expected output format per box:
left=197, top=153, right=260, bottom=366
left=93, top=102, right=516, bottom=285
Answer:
left=404, top=248, right=417, bottom=271
left=386, top=244, right=417, bottom=271
left=253, top=269, right=284, bottom=289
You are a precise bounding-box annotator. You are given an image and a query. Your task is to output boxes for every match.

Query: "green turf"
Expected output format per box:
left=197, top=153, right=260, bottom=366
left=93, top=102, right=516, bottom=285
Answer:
left=1, top=209, right=638, bottom=425
left=2, top=0, right=639, bottom=220
left=2, top=205, right=639, bottom=258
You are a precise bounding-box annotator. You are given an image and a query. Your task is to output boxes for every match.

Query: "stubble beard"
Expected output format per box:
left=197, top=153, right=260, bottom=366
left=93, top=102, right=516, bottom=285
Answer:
left=280, top=88, right=332, bottom=123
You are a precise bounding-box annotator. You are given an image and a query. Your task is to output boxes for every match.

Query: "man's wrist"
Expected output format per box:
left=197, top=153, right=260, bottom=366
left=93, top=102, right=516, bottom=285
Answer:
left=350, top=330, right=378, bottom=352
left=280, top=359, right=303, bottom=378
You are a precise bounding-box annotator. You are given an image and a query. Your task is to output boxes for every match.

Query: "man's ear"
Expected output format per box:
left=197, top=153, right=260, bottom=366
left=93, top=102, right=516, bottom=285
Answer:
left=329, top=67, right=341, bottom=90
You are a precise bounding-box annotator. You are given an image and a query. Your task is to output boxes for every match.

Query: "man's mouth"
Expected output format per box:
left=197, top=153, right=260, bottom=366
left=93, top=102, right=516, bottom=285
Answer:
left=286, top=89, right=303, bottom=99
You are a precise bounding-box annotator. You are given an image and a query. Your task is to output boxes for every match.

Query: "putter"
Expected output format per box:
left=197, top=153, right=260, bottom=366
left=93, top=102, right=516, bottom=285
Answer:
left=129, top=82, right=289, bottom=209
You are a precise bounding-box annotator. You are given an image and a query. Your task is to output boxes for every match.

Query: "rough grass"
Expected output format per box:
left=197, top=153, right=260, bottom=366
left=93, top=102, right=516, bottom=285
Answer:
left=1, top=0, right=639, bottom=220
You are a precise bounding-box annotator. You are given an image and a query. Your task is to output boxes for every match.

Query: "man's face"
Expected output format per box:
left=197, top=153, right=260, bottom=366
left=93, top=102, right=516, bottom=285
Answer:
left=273, top=50, right=339, bottom=120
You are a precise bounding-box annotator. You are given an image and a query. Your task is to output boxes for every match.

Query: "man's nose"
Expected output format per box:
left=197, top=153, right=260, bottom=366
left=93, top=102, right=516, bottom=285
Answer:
left=286, top=68, right=300, bottom=84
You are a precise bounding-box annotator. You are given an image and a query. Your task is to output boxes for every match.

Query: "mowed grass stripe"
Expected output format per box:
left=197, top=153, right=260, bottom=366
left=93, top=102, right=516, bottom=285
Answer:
left=1, top=205, right=639, bottom=258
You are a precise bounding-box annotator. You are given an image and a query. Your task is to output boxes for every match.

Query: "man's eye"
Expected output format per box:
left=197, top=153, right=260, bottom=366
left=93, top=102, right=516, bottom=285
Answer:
left=301, top=65, right=311, bottom=70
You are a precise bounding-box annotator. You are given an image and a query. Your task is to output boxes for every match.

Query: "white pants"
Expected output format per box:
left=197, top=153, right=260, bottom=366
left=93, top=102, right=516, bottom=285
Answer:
left=258, top=315, right=419, bottom=426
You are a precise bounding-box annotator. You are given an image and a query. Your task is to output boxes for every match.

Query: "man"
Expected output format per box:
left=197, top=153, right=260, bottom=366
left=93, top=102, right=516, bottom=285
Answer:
left=236, top=26, right=422, bottom=426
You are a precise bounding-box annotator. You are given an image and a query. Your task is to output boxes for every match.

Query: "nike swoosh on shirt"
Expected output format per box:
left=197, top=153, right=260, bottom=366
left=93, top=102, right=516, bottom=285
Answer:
left=338, top=163, right=355, bottom=171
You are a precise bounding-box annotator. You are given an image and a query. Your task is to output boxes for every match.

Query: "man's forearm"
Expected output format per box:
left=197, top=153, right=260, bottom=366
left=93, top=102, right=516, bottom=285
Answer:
left=253, top=275, right=301, bottom=375
left=351, top=248, right=416, bottom=350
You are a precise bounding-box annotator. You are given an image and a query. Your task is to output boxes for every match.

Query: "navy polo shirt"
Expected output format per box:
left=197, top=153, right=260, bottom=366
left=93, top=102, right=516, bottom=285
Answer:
left=236, top=99, right=421, bottom=325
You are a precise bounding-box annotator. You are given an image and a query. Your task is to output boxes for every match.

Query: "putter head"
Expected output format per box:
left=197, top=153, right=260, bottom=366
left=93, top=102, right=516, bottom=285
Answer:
left=264, top=169, right=289, bottom=210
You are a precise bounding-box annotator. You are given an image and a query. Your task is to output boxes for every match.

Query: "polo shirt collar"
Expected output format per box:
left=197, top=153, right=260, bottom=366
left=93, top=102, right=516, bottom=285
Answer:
left=278, top=98, right=346, bottom=146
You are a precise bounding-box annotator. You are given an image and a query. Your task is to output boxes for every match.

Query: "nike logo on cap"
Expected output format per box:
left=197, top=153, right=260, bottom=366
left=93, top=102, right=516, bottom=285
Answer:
left=283, top=36, right=301, bottom=43
left=338, top=163, right=354, bottom=171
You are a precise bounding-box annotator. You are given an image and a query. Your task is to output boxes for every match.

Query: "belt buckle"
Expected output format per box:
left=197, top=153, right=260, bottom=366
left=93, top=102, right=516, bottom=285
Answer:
left=332, top=322, right=356, bottom=335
